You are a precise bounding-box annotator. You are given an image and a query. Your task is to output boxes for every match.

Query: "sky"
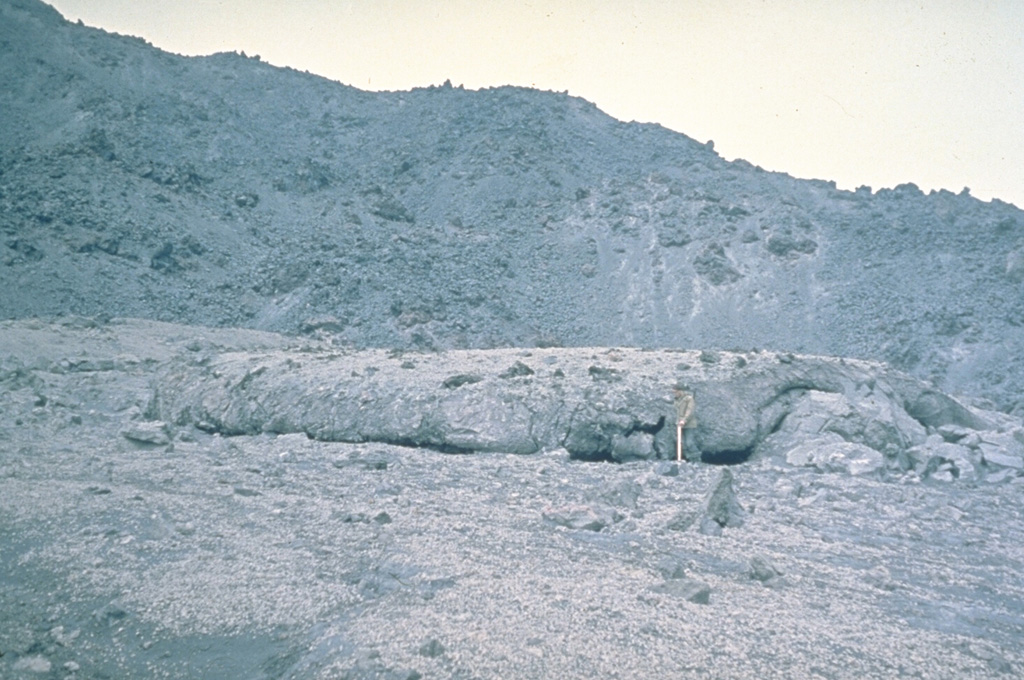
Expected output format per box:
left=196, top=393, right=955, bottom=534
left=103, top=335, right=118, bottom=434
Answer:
left=47, top=0, right=1024, bottom=208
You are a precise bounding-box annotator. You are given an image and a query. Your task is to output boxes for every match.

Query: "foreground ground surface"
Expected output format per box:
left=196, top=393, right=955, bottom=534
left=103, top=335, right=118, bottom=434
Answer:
left=1, top=318, right=1023, bottom=678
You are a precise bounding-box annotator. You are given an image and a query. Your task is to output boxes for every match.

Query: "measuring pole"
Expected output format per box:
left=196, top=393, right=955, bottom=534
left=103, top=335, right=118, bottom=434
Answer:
left=676, top=421, right=683, bottom=462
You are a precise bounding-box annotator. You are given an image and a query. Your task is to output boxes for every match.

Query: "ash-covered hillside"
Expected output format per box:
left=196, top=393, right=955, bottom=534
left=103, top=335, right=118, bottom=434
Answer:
left=2, top=0, right=1023, bottom=411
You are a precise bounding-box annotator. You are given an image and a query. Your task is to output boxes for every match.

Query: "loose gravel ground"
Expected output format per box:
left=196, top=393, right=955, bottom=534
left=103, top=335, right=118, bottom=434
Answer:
left=2, top=320, right=1022, bottom=678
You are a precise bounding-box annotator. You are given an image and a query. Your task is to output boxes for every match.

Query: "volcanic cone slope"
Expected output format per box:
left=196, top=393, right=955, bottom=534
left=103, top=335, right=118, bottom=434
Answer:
left=1, top=0, right=1023, bottom=411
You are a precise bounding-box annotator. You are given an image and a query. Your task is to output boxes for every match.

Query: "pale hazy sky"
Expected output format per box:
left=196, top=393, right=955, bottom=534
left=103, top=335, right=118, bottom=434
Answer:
left=47, top=0, right=1024, bottom=208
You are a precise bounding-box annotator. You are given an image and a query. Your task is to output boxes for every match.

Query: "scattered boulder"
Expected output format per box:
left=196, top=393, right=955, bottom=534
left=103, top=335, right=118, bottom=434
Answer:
left=121, top=421, right=172, bottom=445
left=766, top=232, right=817, bottom=258
left=699, top=469, right=744, bottom=535
left=665, top=510, right=696, bottom=532
left=985, top=469, right=1018, bottom=484
left=980, top=449, right=1024, bottom=470
left=936, top=424, right=972, bottom=443
left=587, top=365, right=622, bottom=382
left=699, top=350, right=720, bottom=364
left=331, top=454, right=390, bottom=471
left=49, top=625, right=80, bottom=647
left=977, top=431, right=1024, bottom=469
left=499, top=361, right=534, bottom=379
left=655, top=555, right=691, bottom=580
left=653, top=461, right=679, bottom=477
left=564, top=403, right=658, bottom=462
left=657, top=223, right=692, bottom=248
left=609, top=431, right=656, bottom=462
left=783, top=438, right=885, bottom=476
left=149, top=242, right=181, bottom=272
left=542, top=504, right=622, bottom=532
left=372, top=196, right=415, bottom=223
left=92, top=600, right=129, bottom=626
left=299, top=316, right=346, bottom=334
left=563, top=420, right=615, bottom=460
left=441, top=373, right=483, bottom=389
left=907, top=435, right=978, bottom=481
left=692, top=383, right=759, bottom=461
left=650, top=578, right=711, bottom=604
left=748, top=556, right=782, bottom=585
left=693, top=242, right=742, bottom=285
left=234, top=192, right=259, bottom=208
left=905, top=390, right=992, bottom=431
left=418, top=639, right=445, bottom=658
left=598, top=479, right=642, bottom=509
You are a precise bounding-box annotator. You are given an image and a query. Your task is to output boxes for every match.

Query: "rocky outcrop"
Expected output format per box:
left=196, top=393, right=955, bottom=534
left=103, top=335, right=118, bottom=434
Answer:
left=151, top=343, right=1019, bottom=472
left=699, top=468, right=745, bottom=535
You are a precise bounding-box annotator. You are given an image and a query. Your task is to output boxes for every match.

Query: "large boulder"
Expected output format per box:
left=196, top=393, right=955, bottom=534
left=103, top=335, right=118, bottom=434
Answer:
left=771, top=388, right=927, bottom=456
left=905, top=390, right=993, bottom=431
left=782, top=437, right=886, bottom=476
left=977, top=431, right=1024, bottom=470
left=699, top=468, right=745, bottom=535
left=906, top=435, right=979, bottom=481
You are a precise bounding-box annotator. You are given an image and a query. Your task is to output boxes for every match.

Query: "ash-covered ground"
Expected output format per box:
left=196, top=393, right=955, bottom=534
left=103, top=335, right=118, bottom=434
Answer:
left=1, top=318, right=1023, bottom=679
